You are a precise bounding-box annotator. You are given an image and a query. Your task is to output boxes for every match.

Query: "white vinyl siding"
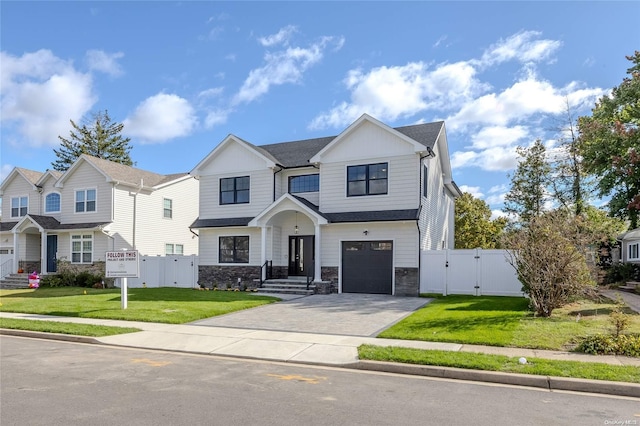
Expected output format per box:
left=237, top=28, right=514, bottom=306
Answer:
left=198, top=169, right=273, bottom=219
left=320, top=155, right=418, bottom=213
left=199, top=227, right=262, bottom=266
left=59, top=162, right=112, bottom=223
left=418, top=143, right=453, bottom=250
left=1, top=175, right=35, bottom=219
left=320, top=222, right=417, bottom=267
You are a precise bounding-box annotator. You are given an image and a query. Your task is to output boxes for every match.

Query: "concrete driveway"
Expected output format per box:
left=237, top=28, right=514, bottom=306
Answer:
left=190, top=293, right=431, bottom=337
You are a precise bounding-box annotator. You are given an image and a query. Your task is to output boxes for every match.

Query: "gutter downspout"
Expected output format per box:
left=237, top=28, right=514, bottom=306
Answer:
left=132, top=179, right=144, bottom=250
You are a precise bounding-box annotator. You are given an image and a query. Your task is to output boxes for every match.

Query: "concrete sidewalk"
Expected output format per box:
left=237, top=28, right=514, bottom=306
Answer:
left=1, top=311, right=639, bottom=398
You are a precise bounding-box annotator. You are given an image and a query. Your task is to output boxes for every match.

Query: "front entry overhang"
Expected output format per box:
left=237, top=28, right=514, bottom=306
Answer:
left=249, top=194, right=328, bottom=282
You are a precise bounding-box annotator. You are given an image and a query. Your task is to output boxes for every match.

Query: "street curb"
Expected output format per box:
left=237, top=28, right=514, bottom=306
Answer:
left=0, top=328, right=101, bottom=345
left=354, top=361, right=640, bottom=398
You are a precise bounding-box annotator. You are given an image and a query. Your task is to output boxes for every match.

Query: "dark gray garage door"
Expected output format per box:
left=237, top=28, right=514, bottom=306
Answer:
left=342, top=241, right=393, bottom=294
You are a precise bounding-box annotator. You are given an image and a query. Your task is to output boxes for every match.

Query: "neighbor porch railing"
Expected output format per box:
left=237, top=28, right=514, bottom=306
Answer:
left=1, top=257, right=14, bottom=279
left=259, top=260, right=273, bottom=287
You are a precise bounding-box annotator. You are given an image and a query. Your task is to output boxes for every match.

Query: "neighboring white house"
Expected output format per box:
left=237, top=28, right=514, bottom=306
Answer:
left=190, top=114, right=461, bottom=296
left=620, top=228, right=640, bottom=264
left=0, top=154, right=198, bottom=275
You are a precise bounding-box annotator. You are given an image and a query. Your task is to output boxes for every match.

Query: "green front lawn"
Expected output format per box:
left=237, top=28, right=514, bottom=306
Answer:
left=379, top=295, right=640, bottom=350
left=358, top=345, right=640, bottom=383
left=0, top=287, right=279, bottom=324
left=0, top=318, right=140, bottom=337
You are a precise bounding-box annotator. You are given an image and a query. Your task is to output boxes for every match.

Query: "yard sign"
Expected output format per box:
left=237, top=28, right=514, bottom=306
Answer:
left=106, top=250, right=139, bottom=309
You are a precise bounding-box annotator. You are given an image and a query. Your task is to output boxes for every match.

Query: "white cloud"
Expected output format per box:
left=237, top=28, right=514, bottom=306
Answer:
left=452, top=145, right=519, bottom=172
left=0, top=49, right=96, bottom=147
left=458, top=185, right=484, bottom=198
left=309, top=60, right=482, bottom=130
left=124, top=93, right=197, bottom=143
left=204, top=109, right=230, bottom=128
left=233, top=35, right=344, bottom=105
left=85, top=50, right=124, bottom=76
left=258, top=25, right=298, bottom=47
left=198, top=87, right=224, bottom=99
left=469, top=126, right=529, bottom=150
left=477, top=30, right=561, bottom=68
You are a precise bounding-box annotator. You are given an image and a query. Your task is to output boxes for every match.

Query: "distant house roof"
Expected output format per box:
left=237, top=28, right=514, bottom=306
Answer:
left=1, top=221, right=18, bottom=232
left=16, top=168, right=44, bottom=185
left=25, top=215, right=110, bottom=231
left=620, top=228, right=640, bottom=241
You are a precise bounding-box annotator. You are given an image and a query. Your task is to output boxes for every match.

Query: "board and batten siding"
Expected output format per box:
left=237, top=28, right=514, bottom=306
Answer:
left=320, top=222, right=418, bottom=268
left=319, top=155, right=420, bottom=213
left=132, top=178, right=199, bottom=256
left=198, top=169, right=273, bottom=219
left=418, top=150, right=453, bottom=250
left=199, top=227, right=262, bottom=266
left=58, top=161, right=112, bottom=224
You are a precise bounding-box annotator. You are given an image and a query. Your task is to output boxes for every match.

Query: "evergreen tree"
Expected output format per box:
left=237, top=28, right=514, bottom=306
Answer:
left=503, top=140, right=552, bottom=224
left=52, top=110, right=134, bottom=171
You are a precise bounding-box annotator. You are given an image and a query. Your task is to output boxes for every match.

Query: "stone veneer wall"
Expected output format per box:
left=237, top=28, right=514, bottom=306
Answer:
left=394, top=267, right=419, bottom=297
left=320, top=267, right=338, bottom=294
left=271, top=266, right=288, bottom=279
left=198, top=265, right=261, bottom=289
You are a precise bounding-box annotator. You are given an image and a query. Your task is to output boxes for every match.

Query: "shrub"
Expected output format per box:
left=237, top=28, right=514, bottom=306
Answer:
left=603, top=262, right=640, bottom=285
left=578, top=334, right=640, bottom=357
left=38, top=271, right=104, bottom=288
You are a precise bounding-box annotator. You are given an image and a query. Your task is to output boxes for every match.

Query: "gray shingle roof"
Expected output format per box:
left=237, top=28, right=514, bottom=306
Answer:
left=324, top=209, right=419, bottom=223
left=1, top=221, right=18, bottom=232
left=190, top=217, right=254, bottom=228
left=81, top=155, right=188, bottom=188
left=26, top=215, right=110, bottom=230
left=254, top=122, right=443, bottom=168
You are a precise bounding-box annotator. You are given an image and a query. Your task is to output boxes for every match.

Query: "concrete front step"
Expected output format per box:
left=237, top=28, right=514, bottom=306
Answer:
left=256, top=288, right=315, bottom=296
left=256, top=279, right=316, bottom=295
left=0, top=273, right=30, bottom=289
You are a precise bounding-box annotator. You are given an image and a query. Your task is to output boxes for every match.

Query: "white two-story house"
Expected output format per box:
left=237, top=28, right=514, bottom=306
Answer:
left=0, top=154, right=198, bottom=276
left=190, top=114, right=460, bottom=296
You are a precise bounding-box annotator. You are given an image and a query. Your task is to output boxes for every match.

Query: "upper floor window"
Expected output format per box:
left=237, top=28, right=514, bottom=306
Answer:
left=71, top=234, right=92, bottom=263
left=75, top=189, right=96, bottom=213
left=629, top=242, right=639, bottom=261
left=219, top=236, right=249, bottom=263
left=45, top=193, right=61, bottom=213
left=163, top=198, right=173, bottom=219
left=11, top=196, right=28, bottom=218
left=423, top=165, right=428, bottom=198
left=347, top=163, right=388, bottom=197
left=165, top=243, right=184, bottom=255
left=289, top=174, right=319, bottom=193
left=220, top=176, right=250, bottom=205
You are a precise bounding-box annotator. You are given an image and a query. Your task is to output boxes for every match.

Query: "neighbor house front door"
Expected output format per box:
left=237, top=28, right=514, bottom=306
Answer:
left=47, top=235, right=58, bottom=273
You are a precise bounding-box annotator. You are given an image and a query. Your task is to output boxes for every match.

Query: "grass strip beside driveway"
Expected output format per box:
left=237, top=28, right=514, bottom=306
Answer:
left=0, top=318, right=140, bottom=337
left=0, top=287, right=279, bottom=324
left=358, top=345, right=640, bottom=383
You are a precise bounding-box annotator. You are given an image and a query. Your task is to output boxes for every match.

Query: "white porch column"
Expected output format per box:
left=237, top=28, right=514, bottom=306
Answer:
left=13, top=231, right=19, bottom=273
left=261, top=225, right=267, bottom=281
left=40, top=231, right=48, bottom=274
left=314, top=223, right=322, bottom=282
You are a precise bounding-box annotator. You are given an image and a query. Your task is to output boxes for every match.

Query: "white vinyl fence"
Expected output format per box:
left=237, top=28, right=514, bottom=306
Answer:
left=123, top=255, right=199, bottom=288
left=421, top=249, right=524, bottom=297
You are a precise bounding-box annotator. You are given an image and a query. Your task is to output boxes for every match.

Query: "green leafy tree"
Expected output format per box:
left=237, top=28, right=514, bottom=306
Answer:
left=578, top=51, right=640, bottom=228
left=549, top=99, right=595, bottom=216
left=503, top=210, right=596, bottom=317
left=503, top=140, right=552, bottom=224
left=455, top=192, right=508, bottom=249
left=52, top=110, right=134, bottom=171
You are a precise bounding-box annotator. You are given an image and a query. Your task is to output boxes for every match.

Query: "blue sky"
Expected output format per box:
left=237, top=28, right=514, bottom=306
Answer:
left=2, top=1, right=639, bottom=216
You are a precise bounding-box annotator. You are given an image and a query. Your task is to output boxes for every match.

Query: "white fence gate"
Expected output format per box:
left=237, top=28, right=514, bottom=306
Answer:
left=421, top=249, right=523, bottom=297
left=125, top=255, right=199, bottom=288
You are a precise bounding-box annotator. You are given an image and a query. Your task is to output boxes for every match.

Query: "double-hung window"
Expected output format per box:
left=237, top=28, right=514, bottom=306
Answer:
left=71, top=234, right=93, bottom=263
left=45, top=193, right=61, bottom=213
left=11, top=196, right=28, bottom=218
left=347, top=163, right=388, bottom=196
left=163, top=198, right=173, bottom=219
left=165, top=244, right=184, bottom=255
left=219, top=236, right=249, bottom=263
left=629, top=242, right=640, bottom=261
left=220, top=176, right=250, bottom=205
left=75, top=189, right=96, bottom=213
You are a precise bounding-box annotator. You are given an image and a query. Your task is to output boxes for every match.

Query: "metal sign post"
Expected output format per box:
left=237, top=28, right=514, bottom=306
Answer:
left=105, top=250, right=140, bottom=309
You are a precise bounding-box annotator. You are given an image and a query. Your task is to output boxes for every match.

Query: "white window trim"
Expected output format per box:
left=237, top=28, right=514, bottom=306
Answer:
left=44, top=191, right=62, bottom=213
left=10, top=195, right=28, bottom=218
left=629, top=242, right=640, bottom=261
left=70, top=233, right=93, bottom=264
left=163, top=198, right=173, bottom=219
left=75, top=188, right=97, bottom=214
